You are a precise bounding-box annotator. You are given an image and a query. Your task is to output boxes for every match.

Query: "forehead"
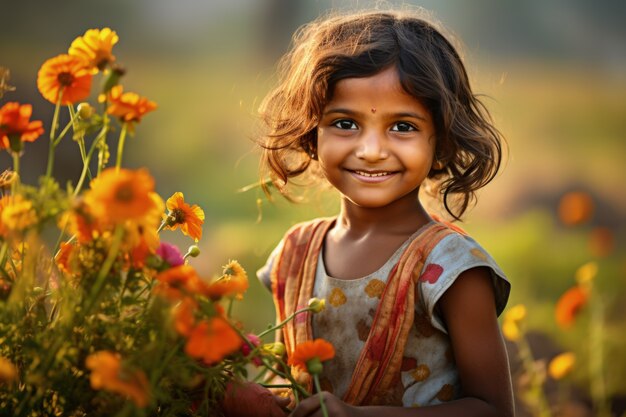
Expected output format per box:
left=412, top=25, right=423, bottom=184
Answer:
left=326, top=66, right=429, bottom=114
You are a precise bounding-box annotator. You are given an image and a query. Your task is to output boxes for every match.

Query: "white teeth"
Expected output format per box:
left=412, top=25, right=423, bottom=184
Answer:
left=354, top=170, right=391, bottom=177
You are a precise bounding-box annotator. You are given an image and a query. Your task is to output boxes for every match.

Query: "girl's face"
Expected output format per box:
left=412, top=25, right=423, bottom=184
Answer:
left=316, top=66, right=437, bottom=210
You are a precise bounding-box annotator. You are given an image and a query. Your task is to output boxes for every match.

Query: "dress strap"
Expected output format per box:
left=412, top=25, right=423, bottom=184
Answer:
left=343, top=222, right=454, bottom=405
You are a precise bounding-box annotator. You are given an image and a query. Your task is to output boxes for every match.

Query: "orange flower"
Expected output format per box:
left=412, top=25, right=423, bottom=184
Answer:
left=68, top=28, right=118, bottom=73
left=106, top=85, right=157, bottom=123
left=0, top=356, right=17, bottom=384
left=288, top=339, right=335, bottom=374
left=558, top=191, right=594, bottom=226
left=205, top=260, right=249, bottom=300
left=172, top=298, right=197, bottom=337
left=55, top=241, right=77, bottom=275
left=154, top=265, right=206, bottom=302
left=84, top=168, right=156, bottom=224
left=0, top=102, right=44, bottom=151
left=164, top=192, right=205, bottom=242
left=185, top=317, right=242, bottom=365
left=59, top=199, right=100, bottom=243
left=37, top=54, right=92, bottom=105
left=548, top=352, right=576, bottom=380
left=86, top=351, right=150, bottom=407
left=555, top=286, right=589, bottom=328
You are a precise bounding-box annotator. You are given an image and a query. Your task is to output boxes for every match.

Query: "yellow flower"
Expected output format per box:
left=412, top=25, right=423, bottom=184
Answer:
left=84, top=168, right=156, bottom=224
left=502, top=304, right=526, bottom=342
left=575, top=261, right=598, bottom=286
left=205, top=260, right=249, bottom=300
left=164, top=192, right=205, bottom=242
left=548, top=352, right=576, bottom=380
left=68, top=28, right=119, bottom=73
left=0, top=357, right=17, bottom=384
left=0, top=195, right=38, bottom=236
left=86, top=351, right=150, bottom=408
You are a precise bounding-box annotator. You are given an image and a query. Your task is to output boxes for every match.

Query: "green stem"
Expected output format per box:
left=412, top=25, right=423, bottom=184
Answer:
left=73, top=127, right=107, bottom=198
left=52, top=119, right=73, bottom=147
left=228, top=322, right=309, bottom=398
left=11, top=152, right=20, bottom=194
left=257, top=306, right=313, bottom=339
left=83, top=225, right=125, bottom=314
left=589, top=293, right=610, bottom=417
left=313, top=374, right=329, bottom=417
left=45, top=94, right=63, bottom=178
left=115, top=122, right=128, bottom=170
left=517, top=335, right=551, bottom=417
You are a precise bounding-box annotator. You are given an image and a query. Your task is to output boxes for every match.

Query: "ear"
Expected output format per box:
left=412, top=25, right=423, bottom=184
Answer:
left=432, top=159, right=445, bottom=170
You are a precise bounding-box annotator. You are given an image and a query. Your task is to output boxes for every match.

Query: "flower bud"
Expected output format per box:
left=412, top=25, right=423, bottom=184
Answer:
left=77, top=102, right=95, bottom=119
left=307, top=297, right=326, bottom=313
left=263, top=342, right=286, bottom=358
left=186, top=245, right=200, bottom=258
left=306, top=357, right=323, bottom=375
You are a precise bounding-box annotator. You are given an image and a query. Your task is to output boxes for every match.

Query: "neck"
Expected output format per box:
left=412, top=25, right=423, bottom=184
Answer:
left=336, top=191, right=431, bottom=237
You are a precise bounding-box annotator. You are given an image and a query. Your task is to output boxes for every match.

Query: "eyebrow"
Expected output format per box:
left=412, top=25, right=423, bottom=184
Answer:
left=323, top=108, right=429, bottom=122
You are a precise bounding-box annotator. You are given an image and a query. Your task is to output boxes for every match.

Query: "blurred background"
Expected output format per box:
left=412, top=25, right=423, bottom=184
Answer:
left=2, top=0, right=625, bottom=415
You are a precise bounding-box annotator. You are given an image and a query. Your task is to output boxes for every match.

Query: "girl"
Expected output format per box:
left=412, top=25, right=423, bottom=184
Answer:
left=253, top=9, right=514, bottom=417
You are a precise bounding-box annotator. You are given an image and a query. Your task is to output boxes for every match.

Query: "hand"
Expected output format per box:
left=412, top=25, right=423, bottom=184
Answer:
left=290, top=391, right=357, bottom=417
left=222, top=381, right=290, bottom=417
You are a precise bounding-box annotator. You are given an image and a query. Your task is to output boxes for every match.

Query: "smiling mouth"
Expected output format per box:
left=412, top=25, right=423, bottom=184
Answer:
left=352, top=170, right=396, bottom=177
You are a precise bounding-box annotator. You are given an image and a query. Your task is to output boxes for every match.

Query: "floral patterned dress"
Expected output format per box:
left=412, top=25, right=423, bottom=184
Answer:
left=258, top=221, right=510, bottom=407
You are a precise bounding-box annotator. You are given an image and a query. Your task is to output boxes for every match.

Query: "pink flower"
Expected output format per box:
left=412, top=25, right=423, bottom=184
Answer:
left=156, top=242, right=184, bottom=267
left=241, top=333, right=263, bottom=366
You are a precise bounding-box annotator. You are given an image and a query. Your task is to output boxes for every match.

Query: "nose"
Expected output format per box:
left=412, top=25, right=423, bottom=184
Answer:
left=355, top=132, right=389, bottom=161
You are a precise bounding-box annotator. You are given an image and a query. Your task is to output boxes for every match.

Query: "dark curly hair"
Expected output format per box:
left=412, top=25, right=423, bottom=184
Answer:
left=258, top=9, right=504, bottom=220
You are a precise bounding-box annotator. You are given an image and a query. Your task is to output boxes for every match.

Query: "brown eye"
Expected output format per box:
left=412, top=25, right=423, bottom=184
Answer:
left=391, top=122, right=416, bottom=132
left=333, top=119, right=358, bottom=130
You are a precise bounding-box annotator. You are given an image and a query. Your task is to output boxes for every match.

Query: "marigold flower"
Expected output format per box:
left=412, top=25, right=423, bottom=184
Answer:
left=68, top=28, right=119, bottom=73
left=59, top=199, right=100, bottom=243
left=0, top=195, right=38, bottom=236
left=548, top=352, right=576, bottom=380
left=85, top=351, right=150, bottom=407
left=154, top=265, right=206, bottom=301
left=106, top=85, right=157, bottom=123
left=575, top=261, right=598, bottom=285
left=55, top=241, right=77, bottom=275
left=558, top=191, right=594, bottom=226
left=164, top=192, right=205, bottom=242
left=288, top=339, right=335, bottom=374
left=0, top=102, right=44, bottom=151
left=172, top=297, right=197, bottom=337
left=555, top=286, right=589, bottom=328
left=37, top=54, right=92, bottom=104
left=502, top=305, right=527, bottom=342
left=0, top=356, right=17, bottom=384
left=205, top=260, right=248, bottom=300
left=185, top=317, right=242, bottom=365
left=84, top=168, right=156, bottom=224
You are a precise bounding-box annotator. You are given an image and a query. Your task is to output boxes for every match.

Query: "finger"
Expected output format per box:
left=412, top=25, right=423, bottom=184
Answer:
left=289, top=394, right=321, bottom=417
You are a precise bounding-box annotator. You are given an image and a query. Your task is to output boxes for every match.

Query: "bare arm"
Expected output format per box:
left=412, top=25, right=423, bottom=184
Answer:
left=290, top=267, right=515, bottom=417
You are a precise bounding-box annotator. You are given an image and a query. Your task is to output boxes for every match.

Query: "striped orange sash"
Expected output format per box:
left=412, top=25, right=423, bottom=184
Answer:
left=270, top=218, right=454, bottom=405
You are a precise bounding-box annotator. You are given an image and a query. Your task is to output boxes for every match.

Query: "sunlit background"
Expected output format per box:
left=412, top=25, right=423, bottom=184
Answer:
left=2, top=0, right=625, bottom=415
